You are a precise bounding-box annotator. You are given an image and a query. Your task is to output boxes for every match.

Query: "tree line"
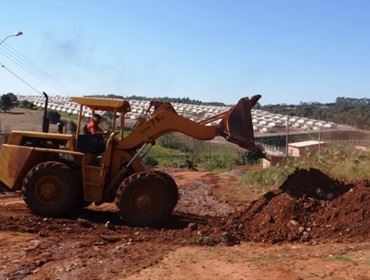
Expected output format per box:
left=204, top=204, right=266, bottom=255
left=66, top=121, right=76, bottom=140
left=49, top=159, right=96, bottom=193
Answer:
left=259, top=97, right=370, bottom=130
left=86, top=94, right=226, bottom=106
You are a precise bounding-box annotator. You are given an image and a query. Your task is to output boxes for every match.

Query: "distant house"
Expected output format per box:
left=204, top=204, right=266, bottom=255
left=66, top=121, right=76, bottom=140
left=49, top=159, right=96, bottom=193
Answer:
left=288, top=140, right=326, bottom=157
left=262, top=155, right=284, bottom=168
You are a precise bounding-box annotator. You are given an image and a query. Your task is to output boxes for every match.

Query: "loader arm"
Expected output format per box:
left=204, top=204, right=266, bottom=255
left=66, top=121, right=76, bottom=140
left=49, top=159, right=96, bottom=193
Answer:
left=118, top=95, right=261, bottom=150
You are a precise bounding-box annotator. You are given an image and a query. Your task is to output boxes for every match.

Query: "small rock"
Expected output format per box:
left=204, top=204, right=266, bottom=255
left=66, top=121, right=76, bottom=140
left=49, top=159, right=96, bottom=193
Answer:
left=35, top=260, right=45, bottom=267
left=200, top=236, right=218, bottom=246
left=287, top=220, right=300, bottom=231
left=326, top=193, right=334, bottom=200
left=237, top=223, right=244, bottom=229
left=113, top=244, right=128, bottom=254
left=288, top=220, right=299, bottom=226
left=26, top=227, right=38, bottom=233
left=105, top=221, right=115, bottom=230
left=301, top=231, right=310, bottom=241
left=306, top=227, right=311, bottom=232
left=77, top=218, right=94, bottom=228
left=38, top=230, right=49, bottom=237
left=221, top=232, right=239, bottom=246
left=100, top=234, right=121, bottom=243
left=188, top=223, right=198, bottom=231
left=310, top=240, right=318, bottom=246
left=298, top=226, right=305, bottom=233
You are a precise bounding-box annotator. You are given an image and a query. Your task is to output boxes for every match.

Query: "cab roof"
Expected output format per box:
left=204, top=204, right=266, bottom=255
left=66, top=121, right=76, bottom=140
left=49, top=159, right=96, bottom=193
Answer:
left=71, top=97, right=131, bottom=113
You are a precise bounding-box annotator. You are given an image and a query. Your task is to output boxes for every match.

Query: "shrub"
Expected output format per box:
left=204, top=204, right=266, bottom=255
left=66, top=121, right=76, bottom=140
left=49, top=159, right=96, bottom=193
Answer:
left=47, top=110, right=61, bottom=124
left=240, top=145, right=370, bottom=191
left=20, top=100, right=36, bottom=110
left=144, top=155, right=159, bottom=167
left=243, top=145, right=266, bottom=164
left=207, top=150, right=236, bottom=170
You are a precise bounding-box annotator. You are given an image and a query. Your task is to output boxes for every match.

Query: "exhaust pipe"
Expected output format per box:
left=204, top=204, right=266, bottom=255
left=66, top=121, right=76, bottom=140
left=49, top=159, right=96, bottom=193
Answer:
left=42, top=92, right=50, bottom=133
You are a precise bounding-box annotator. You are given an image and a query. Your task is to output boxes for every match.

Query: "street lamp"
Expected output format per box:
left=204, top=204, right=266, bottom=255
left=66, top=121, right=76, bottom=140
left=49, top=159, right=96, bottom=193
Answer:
left=285, top=107, right=295, bottom=156
left=0, top=31, right=23, bottom=46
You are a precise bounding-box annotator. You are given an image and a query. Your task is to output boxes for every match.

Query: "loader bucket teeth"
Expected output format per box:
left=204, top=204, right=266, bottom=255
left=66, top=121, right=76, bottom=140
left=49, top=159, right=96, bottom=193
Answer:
left=223, top=95, right=261, bottom=149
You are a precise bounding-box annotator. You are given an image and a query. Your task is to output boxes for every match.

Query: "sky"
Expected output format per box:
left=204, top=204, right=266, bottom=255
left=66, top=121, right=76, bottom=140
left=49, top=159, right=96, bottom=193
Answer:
left=0, top=0, right=370, bottom=105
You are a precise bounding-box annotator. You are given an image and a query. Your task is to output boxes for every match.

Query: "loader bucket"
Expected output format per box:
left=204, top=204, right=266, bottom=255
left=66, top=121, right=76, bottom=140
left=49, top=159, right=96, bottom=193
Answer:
left=222, top=95, right=261, bottom=149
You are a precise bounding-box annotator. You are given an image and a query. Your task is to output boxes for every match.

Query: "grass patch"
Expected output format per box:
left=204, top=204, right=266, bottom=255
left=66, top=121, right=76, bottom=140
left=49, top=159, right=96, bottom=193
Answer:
left=327, top=254, right=352, bottom=262
left=145, top=145, right=187, bottom=166
left=202, top=149, right=237, bottom=171
left=240, top=145, right=370, bottom=191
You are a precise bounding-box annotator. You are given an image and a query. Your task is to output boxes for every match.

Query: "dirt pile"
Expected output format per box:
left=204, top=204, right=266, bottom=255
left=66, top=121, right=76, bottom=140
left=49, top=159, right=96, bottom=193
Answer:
left=229, top=168, right=370, bottom=243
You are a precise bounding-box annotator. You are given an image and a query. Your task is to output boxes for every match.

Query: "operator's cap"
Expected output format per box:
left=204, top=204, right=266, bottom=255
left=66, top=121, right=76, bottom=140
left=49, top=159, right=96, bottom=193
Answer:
left=93, top=113, right=102, bottom=119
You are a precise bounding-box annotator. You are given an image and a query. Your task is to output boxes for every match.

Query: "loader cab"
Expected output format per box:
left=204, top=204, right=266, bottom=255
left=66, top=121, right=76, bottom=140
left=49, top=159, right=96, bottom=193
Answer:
left=71, top=97, right=131, bottom=154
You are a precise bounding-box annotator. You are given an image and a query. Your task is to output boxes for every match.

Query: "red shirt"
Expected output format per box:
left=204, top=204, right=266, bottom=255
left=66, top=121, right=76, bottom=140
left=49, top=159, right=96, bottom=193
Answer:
left=87, top=120, right=103, bottom=135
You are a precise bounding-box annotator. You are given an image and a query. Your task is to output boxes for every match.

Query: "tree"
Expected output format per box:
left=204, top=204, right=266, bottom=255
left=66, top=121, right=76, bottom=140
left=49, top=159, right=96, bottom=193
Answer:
left=47, top=110, right=61, bottom=124
left=0, top=94, right=13, bottom=112
left=5, top=93, right=18, bottom=106
left=244, top=145, right=266, bottom=164
left=21, top=100, right=36, bottom=110
left=185, top=137, right=206, bottom=164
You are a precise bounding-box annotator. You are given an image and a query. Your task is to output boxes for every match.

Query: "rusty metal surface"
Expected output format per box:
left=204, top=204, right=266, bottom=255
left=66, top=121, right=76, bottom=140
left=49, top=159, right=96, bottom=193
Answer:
left=224, top=95, right=261, bottom=149
left=0, top=145, right=34, bottom=189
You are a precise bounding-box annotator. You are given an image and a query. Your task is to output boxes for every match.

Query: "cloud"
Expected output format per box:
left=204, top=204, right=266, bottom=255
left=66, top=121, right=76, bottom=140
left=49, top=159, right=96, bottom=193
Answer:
left=41, top=31, right=97, bottom=69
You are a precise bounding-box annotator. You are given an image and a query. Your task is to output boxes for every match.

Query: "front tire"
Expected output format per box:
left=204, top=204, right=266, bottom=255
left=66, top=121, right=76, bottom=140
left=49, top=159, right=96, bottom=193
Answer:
left=115, top=171, right=173, bottom=227
left=151, top=170, right=179, bottom=210
left=22, top=161, right=80, bottom=217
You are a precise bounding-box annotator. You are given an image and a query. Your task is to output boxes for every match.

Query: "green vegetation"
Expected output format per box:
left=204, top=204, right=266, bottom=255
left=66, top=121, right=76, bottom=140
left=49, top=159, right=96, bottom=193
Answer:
left=240, top=145, right=370, bottom=192
left=0, top=94, right=14, bottom=112
left=327, top=254, right=352, bottom=262
left=145, top=145, right=187, bottom=166
left=260, top=97, right=370, bottom=130
left=144, top=133, right=240, bottom=170
left=206, top=150, right=236, bottom=170
left=143, top=155, right=159, bottom=167
left=243, top=146, right=266, bottom=164
left=249, top=255, right=282, bottom=266
left=47, top=110, right=62, bottom=124
left=20, top=100, right=36, bottom=110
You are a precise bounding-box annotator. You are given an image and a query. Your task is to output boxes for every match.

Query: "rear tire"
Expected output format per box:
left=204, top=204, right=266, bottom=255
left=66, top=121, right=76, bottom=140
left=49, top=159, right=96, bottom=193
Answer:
left=115, top=171, right=173, bottom=227
left=22, top=161, right=80, bottom=217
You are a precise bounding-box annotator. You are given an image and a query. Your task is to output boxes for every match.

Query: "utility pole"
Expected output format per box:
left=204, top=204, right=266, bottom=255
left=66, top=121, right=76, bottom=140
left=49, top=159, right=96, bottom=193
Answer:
left=285, top=115, right=289, bottom=156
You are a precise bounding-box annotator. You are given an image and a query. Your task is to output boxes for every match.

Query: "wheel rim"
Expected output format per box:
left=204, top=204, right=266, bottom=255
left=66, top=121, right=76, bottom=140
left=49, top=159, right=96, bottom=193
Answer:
left=34, top=175, right=64, bottom=205
left=128, top=186, right=160, bottom=218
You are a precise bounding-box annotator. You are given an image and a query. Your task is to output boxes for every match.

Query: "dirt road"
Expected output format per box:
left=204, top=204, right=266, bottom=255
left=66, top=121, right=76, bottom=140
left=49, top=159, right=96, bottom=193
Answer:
left=0, top=170, right=369, bottom=280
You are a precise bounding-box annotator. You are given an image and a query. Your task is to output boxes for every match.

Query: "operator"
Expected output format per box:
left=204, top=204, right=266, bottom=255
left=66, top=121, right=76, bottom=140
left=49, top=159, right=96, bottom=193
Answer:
left=87, top=113, right=108, bottom=153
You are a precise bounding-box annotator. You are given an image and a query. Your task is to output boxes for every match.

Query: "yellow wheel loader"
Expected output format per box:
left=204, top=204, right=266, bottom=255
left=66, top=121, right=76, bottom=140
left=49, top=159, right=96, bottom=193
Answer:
left=0, top=94, right=260, bottom=226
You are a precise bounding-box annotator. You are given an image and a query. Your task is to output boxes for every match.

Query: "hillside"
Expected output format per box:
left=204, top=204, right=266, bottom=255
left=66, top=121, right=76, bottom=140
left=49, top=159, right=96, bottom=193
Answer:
left=260, top=97, right=370, bottom=130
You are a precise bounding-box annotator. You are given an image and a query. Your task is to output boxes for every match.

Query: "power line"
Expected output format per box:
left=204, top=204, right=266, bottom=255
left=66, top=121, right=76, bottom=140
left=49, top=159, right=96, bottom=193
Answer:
left=0, top=42, right=78, bottom=95
left=1, top=62, right=43, bottom=95
left=3, top=43, right=75, bottom=91
left=0, top=49, right=71, bottom=95
left=0, top=47, right=72, bottom=94
left=2, top=43, right=76, bottom=94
